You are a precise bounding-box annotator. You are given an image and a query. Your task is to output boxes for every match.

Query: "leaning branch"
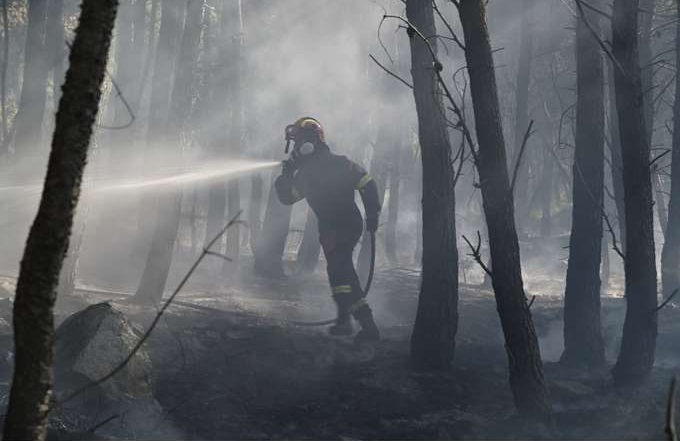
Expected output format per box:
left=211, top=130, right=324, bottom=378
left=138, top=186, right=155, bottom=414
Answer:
left=511, top=119, right=535, bottom=194
left=368, top=54, right=413, bottom=89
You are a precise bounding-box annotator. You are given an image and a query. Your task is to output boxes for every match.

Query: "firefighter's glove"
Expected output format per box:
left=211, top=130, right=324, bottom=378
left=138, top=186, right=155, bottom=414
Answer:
left=366, top=215, right=379, bottom=233
left=281, top=159, right=297, bottom=177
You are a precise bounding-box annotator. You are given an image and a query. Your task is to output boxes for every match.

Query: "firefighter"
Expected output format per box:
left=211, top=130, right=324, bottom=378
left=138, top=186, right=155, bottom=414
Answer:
left=275, top=117, right=380, bottom=343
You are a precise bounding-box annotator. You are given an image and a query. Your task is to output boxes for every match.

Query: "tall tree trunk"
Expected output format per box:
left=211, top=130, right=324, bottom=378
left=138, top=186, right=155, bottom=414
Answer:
left=660, top=0, right=680, bottom=302
left=385, top=141, right=403, bottom=266
left=639, top=0, right=667, bottom=240
left=135, top=0, right=202, bottom=304
left=296, top=206, right=320, bottom=273
left=358, top=125, right=389, bottom=282
left=254, top=176, right=292, bottom=278
left=1, top=0, right=8, bottom=152
left=13, top=0, right=49, bottom=157
left=2, top=1, right=117, bottom=438
left=249, top=171, right=263, bottom=255
left=512, top=0, right=534, bottom=236
left=226, top=0, right=243, bottom=266
left=405, top=0, right=458, bottom=371
left=539, top=139, right=553, bottom=238
left=607, top=62, right=626, bottom=251
left=458, top=0, right=550, bottom=416
left=46, top=0, right=65, bottom=110
left=561, top=4, right=606, bottom=367
left=611, top=0, right=658, bottom=386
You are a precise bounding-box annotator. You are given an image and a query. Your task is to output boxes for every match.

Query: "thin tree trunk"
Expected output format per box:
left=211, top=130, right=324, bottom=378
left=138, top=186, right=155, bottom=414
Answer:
left=249, top=171, right=263, bottom=255
left=47, top=0, right=65, bottom=110
left=512, top=0, right=534, bottom=236
left=385, top=141, right=403, bottom=266
left=1, top=0, right=8, bottom=152
left=611, top=0, right=658, bottom=386
left=660, top=0, right=680, bottom=302
left=358, top=125, right=389, bottom=282
left=540, top=140, right=553, bottom=238
left=226, top=0, right=244, bottom=266
left=2, top=1, right=117, bottom=438
left=135, top=0, right=202, bottom=304
left=607, top=62, right=626, bottom=251
left=561, top=4, right=606, bottom=367
left=254, top=176, right=292, bottom=278
left=13, top=0, right=49, bottom=156
left=458, top=0, right=550, bottom=416
left=405, top=0, right=458, bottom=371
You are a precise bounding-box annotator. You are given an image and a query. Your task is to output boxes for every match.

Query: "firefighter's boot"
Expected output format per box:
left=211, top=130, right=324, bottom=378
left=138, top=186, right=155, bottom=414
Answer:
left=328, top=294, right=354, bottom=336
left=352, top=302, right=380, bottom=343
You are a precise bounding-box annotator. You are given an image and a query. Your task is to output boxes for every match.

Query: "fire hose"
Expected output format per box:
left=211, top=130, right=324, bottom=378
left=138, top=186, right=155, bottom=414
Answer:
left=289, top=230, right=376, bottom=327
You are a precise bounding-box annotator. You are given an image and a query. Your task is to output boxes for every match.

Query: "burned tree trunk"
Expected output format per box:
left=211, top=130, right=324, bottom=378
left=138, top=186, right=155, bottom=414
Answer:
left=611, top=0, right=658, bottom=385
left=512, top=0, right=534, bottom=235
left=661, top=0, right=680, bottom=302
left=296, top=206, right=320, bottom=273
left=2, top=1, right=118, bottom=438
left=607, top=63, right=626, bottom=252
left=46, top=0, right=65, bottom=108
left=458, top=0, right=550, bottom=416
left=561, top=3, right=606, bottom=367
left=405, top=0, right=458, bottom=371
left=226, top=0, right=244, bottom=267
left=254, top=176, right=292, bottom=278
left=13, top=0, right=49, bottom=156
left=135, top=0, right=202, bottom=304
left=385, top=141, right=403, bottom=266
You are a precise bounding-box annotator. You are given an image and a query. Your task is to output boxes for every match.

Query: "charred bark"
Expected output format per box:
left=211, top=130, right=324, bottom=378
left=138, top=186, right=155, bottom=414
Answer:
left=661, top=0, right=680, bottom=303
left=561, top=4, right=606, bottom=367
left=458, top=0, right=550, bottom=416
left=611, top=0, right=658, bottom=386
left=1, top=1, right=117, bottom=438
left=405, top=0, right=458, bottom=371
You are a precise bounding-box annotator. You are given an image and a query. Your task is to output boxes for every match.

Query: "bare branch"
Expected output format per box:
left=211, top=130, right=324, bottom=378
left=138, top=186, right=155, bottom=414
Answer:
left=462, top=231, right=492, bottom=277
left=368, top=53, right=413, bottom=89
left=511, top=119, right=535, bottom=194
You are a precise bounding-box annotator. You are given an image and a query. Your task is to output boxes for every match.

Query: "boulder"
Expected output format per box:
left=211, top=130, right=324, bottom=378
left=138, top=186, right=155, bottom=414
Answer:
left=55, top=302, right=153, bottom=402
left=54, top=303, right=179, bottom=438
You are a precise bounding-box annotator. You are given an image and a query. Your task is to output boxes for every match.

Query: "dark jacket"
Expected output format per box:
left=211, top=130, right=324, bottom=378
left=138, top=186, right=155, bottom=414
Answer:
left=275, top=145, right=380, bottom=234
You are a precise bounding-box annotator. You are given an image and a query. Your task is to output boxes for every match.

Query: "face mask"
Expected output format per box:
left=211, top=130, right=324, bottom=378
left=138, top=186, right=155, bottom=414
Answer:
left=297, top=142, right=315, bottom=156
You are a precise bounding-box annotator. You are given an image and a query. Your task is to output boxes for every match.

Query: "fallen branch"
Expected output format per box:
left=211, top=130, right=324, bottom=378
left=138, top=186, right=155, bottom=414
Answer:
left=54, top=210, right=243, bottom=410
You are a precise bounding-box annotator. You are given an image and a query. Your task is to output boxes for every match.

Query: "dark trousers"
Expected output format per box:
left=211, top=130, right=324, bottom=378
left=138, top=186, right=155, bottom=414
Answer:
left=319, top=228, right=363, bottom=309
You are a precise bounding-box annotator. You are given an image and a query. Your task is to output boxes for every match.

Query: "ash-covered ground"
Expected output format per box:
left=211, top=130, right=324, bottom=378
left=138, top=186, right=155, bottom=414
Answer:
left=0, top=253, right=678, bottom=440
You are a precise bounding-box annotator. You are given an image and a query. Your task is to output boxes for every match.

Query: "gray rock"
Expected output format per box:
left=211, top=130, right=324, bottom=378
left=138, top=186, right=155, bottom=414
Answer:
left=55, top=302, right=153, bottom=401
left=54, top=303, right=181, bottom=438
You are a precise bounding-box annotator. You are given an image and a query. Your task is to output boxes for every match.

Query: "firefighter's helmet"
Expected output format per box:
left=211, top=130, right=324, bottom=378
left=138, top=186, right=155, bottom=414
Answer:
left=284, top=117, right=325, bottom=143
